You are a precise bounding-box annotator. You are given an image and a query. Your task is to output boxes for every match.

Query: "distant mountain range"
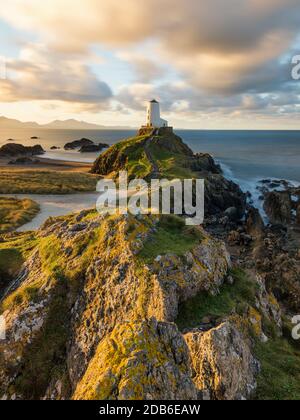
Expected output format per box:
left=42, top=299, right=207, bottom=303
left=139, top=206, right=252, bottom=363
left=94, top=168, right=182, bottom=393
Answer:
left=0, top=116, right=133, bottom=130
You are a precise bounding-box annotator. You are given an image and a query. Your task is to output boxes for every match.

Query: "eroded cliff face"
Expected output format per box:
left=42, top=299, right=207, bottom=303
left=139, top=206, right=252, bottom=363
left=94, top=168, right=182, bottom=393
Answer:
left=0, top=211, right=234, bottom=400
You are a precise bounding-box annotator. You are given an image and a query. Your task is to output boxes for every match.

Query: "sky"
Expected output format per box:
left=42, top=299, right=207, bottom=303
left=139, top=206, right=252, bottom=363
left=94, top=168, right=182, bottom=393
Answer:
left=0, top=0, right=300, bottom=129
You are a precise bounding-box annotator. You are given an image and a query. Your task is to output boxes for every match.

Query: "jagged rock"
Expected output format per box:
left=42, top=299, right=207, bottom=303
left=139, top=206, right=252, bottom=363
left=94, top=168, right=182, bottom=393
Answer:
left=264, top=191, right=292, bottom=225
left=148, top=238, right=231, bottom=321
left=0, top=212, right=230, bottom=400
left=254, top=275, right=282, bottom=333
left=73, top=320, right=199, bottom=400
left=185, top=322, right=260, bottom=400
left=204, top=174, right=246, bottom=218
left=192, top=153, right=221, bottom=174
left=246, top=207, right=264, bottom=238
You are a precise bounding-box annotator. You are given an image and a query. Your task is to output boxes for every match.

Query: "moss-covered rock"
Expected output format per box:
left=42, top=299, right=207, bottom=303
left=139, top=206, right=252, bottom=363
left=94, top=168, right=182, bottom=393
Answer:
left=73, top=319, right=199, bottom=400
left=0, top=210, right=230, bottom=400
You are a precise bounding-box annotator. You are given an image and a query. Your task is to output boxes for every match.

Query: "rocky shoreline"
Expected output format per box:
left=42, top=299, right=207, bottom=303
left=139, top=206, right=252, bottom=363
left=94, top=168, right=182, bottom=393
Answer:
left=0, top=131, right=299, bottom=400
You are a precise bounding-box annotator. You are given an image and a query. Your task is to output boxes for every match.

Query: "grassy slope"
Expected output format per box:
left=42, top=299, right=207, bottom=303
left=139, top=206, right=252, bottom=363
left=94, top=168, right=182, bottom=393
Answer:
left=176, top=268, right=257, bottom=330
left=255, top=337, right=300, bottom=400
left=0, top=231, right=38, bottom=292
left=148, top=140, right=197, bottom=179
left=93, top=133, right=197, bottom=180
left=137, top=215, right=203, bottom=264
left=0, top=170, right=99, bottom=194
left=0, top=197, right=40, bottom=233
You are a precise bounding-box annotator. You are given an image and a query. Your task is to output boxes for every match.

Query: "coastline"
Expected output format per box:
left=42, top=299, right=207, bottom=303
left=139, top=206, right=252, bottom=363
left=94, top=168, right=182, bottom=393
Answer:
left=0, top=155, right=92, bottom=172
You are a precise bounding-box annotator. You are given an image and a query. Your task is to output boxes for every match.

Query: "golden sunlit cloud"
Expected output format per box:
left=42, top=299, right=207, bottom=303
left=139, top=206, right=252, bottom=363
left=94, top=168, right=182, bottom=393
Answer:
left=0, top=0, right=299, bottom=127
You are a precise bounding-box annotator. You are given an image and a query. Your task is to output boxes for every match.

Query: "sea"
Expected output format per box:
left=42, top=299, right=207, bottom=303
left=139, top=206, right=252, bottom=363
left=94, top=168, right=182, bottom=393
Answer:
left=1, top=128, right=300, bottom=196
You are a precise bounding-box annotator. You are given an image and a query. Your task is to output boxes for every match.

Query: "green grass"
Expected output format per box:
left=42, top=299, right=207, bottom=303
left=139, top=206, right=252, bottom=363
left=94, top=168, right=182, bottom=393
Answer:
left=176, top=268, right=257, bottom=331
left=255, top=338, right=300, bottom=400
left=120, top=136, right=151, bottom=178
left=0, top=231, right=38, bottom=293
left=137, top=215, right=203, bottom=264
left=0, top=248, right=24, bottom=275
left=148, top=143, right=196, bottom=179
left=0, top=170, right=99, bottom=194
left=2, top=223, right=104, bottom=398
left=175, top=265, right=300, bottom=400
left=96, top=133, right=197, bottom=180
left=0, top=197, right=40, bottom=233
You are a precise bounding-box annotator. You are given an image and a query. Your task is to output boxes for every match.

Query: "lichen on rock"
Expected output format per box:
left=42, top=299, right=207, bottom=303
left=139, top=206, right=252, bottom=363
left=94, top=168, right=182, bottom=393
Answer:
left=73, top=319, right=199, bottom=400
left=185, top=321, right=260, bottom=400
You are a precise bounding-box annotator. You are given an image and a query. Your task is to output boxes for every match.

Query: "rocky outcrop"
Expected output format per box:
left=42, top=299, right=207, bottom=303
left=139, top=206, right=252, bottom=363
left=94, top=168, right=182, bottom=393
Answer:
left=204, top=174, right=246, bottom=218
left=264, top=191, right=292, bottom=225
left=64, top=138, right=93, bottom=150
left=245, top=207, right=265, bottom=239
left=91, top=132, right=246, bottom=219
left=0, top=143, right=44, bottom=157
left=0, top=212, right=230, bottom=400
left=192, top=153, right=222, bottom=174
left=185, top=322, right=260, bottom=400
left=73, top=319, right=199, bottom=400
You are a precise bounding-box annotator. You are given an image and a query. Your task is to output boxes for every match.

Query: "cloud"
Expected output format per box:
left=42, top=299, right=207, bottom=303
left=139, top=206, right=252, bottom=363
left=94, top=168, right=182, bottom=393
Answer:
left=0, top=44, right=113, bottom=109
left=2, top=1, right=300, bottom=91
left=1, top=0, right=300, bottom=122
left=117, top=78, right=300, bottom=120
left=117, top=52, right=165, bottom=83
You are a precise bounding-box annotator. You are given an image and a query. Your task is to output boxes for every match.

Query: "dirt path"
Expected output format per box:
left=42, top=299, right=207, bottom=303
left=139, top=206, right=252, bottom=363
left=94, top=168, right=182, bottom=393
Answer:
left=144, top=137, right=160, bottom=178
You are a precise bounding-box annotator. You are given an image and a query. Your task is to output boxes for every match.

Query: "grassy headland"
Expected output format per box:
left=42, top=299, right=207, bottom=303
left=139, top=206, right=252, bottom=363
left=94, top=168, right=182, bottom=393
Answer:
left=0, top=197, right=40, bottom=233
left=91, top=132, right=199, bottom=180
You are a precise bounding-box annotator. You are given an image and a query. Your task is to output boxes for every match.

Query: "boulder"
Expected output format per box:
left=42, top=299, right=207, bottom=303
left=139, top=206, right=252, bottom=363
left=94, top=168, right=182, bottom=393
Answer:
left=224, top=207, right=239, bottom=221
left=64, top=138, right=93, bottom=150
left=245, top=207, right=264, bottom=238
left=50, top=146, right=60, bottom=150
left=264, top=191, right=292, bottom=225
left=0, top=143, right=45, bottom=157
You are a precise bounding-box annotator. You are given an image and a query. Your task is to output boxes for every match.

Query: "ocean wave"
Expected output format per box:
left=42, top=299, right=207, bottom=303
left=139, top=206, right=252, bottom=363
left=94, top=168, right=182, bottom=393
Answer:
left=218, top=160, right=300, bottom=223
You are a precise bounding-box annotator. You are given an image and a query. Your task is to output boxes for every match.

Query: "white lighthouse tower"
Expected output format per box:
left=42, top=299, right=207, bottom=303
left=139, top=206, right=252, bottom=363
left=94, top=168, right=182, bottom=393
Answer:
left=146, top=100, right=168, bottom=128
